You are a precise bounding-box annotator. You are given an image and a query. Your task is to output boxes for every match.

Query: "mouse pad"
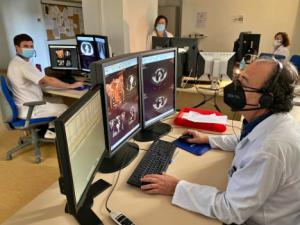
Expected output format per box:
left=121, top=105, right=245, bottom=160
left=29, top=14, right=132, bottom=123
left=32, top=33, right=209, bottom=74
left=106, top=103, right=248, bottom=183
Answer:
left=174, top=138, right=211, bottom=156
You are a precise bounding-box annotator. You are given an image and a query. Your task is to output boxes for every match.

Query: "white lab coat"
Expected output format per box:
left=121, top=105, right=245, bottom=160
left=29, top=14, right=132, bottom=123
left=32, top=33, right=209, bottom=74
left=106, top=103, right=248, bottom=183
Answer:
left=146, top=30, right=174, bottom=50
left=7, top=56, right=67, bottom=119
left=273, top=45, right=290, bottom=60
left=172, top=113, right=300, bottom=225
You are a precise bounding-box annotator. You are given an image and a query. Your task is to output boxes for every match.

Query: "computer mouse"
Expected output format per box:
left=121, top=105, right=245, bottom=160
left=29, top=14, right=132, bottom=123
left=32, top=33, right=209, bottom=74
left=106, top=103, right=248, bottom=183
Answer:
left=179, top=133, right=194, bottom=140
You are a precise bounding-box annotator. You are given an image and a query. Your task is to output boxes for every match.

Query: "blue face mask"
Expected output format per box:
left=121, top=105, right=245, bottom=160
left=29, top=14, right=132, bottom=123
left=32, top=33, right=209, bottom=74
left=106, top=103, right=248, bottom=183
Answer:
left=20, top=48, right=35, bottom=58
left=156, top=24, right=166, bottom=32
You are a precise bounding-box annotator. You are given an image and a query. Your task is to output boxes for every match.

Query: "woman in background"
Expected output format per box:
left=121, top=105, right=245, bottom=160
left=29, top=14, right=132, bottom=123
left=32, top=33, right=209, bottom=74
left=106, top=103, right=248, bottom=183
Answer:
left=146, top=15, right=174, bottom=50
left=273, top=32, right=290, bottom=59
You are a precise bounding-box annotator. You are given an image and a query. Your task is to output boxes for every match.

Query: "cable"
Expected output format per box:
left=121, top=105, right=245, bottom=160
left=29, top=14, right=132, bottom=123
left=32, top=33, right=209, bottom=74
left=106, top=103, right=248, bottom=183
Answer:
left=166, top=134, right=178, bottom=140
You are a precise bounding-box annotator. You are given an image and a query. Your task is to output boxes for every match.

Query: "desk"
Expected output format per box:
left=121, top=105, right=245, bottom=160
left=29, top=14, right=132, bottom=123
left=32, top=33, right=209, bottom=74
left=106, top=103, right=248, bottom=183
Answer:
left=177, top=79, right=241, bottom=120
left=2, top=117, right=240, bottom=225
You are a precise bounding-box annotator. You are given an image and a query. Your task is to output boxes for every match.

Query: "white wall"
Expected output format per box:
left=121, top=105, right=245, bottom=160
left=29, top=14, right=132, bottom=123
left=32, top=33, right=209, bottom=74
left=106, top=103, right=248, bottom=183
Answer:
left=82, top=0, right=157, bottom=55
left=123, top=0, right=158, bottom=53
left=181, top=0, right=300, bottom=55
left=291, top=3, right=300, bottom=55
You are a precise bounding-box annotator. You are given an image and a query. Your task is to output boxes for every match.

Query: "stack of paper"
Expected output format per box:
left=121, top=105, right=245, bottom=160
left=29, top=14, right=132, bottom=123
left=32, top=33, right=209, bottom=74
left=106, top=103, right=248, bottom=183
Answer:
left=182, top=111, right=228, bottom=125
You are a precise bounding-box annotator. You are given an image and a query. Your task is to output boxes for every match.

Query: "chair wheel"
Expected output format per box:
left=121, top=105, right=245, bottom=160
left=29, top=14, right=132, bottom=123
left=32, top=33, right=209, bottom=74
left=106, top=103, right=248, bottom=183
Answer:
left=6, top=154, right=12, bottom=160
left=35, top=157, right=41, bottom=163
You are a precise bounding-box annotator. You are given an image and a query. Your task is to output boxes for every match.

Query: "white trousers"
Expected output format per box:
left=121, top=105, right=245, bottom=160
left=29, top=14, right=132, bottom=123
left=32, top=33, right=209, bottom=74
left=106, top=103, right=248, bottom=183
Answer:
left=18, top=102, right=68, bottom=119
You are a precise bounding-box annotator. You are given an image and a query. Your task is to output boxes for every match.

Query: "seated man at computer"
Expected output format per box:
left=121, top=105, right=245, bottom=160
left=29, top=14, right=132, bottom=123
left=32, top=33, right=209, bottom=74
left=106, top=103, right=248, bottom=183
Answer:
left=141, top=59, right=300, bottom=225
left=7, top=34, right=83, bottom=133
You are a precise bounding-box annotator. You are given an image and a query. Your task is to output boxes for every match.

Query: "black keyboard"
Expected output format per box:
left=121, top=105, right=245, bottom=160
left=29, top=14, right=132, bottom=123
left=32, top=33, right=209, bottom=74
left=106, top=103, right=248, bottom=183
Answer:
left=127, top=139, right=176, bottom=187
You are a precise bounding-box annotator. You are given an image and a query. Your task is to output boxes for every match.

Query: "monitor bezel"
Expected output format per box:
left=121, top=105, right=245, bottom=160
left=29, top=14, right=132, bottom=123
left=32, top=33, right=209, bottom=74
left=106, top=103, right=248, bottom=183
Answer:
left=54, top=85, right=106, bottom=215
left=76, top=34, right=110, bottom=72
left=91, top=53, right=142, bottom=158
left=139, top=47, right=177, bottom=128
left=48, top=44, right=80, bottom=71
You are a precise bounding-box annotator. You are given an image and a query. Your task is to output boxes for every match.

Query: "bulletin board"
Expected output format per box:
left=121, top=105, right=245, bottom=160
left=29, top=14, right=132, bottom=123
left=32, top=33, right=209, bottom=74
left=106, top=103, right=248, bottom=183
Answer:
left=41, top=2, right=84, bottom=40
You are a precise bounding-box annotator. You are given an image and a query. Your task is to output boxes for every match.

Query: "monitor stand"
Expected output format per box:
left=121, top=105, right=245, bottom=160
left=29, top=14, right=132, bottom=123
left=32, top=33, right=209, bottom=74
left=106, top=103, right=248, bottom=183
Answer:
left=133, top=122, right=171, bottom=142
left=64, top=179, right=111, bottom=225
left=99, top=142, right=139, bottom=173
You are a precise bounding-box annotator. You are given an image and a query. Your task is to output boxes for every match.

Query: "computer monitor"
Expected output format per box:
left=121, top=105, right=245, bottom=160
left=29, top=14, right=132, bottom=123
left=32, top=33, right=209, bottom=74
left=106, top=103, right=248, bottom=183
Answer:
left=197, top=52, right=235, bottom=82
left=48, top=44, right=80, bottom=83
left=235, top=33, right=260, bottom=62
left=152, top=36, right=171, bottom=49
left=76, top=34, right=109, bottom=72
left=55, top=86, right=111, bottom=225
left=170, top=37, right=198, bottom=76
left=134, top=48, right=177, bottom=142
left=90, top=54, right=142, bottom=173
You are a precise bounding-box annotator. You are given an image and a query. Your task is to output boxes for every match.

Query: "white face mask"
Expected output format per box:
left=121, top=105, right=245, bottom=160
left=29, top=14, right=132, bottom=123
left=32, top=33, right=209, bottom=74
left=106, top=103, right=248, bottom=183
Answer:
left=273, top=40, right=282, bottom=48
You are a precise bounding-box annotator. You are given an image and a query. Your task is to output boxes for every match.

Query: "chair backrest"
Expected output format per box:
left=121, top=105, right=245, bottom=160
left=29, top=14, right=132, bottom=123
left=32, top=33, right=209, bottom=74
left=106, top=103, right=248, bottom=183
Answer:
left=290, top=55, right=300, bottom=72
left=0, top=75, right=18, bottom=123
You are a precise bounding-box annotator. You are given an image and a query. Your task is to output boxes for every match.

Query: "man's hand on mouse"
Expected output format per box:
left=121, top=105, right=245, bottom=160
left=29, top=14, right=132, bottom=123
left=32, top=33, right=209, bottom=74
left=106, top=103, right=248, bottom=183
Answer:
left=140, top=173, right=180, bottom=195
left=182, top=129, right=209, bottom=144
left=68, top=81, right=84, bottom=89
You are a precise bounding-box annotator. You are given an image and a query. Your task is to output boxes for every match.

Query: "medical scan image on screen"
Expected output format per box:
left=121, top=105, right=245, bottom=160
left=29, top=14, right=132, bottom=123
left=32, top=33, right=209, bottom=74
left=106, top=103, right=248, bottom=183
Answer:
left=142, top=54, right=175, bottom=124
left=55, top=49, right=73, bottom=67
left=95, top=37, right=107, bottom=60
left=104, top=62, right=140, bottom=151
left=77, top=38, right=98, bottom=71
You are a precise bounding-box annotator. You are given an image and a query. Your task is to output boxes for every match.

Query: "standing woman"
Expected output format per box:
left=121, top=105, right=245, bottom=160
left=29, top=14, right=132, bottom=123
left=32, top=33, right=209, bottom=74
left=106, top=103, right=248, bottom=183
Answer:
left=146, top=15, right=174, bottom=49
left=273, top=32, right=290, bottom=60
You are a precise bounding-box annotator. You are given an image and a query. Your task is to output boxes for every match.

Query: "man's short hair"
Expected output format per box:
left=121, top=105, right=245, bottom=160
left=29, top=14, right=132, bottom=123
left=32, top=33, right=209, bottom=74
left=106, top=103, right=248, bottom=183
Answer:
left=264, top=60, right=298, bottom=113
left=13, top=34, right=33, bottom=46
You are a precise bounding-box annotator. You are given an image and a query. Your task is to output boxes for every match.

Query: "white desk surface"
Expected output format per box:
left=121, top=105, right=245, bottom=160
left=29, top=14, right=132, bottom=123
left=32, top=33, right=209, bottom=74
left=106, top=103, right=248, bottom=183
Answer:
left=2, top=112, right=241, bottom=225
left=43, top=87, right=87, bottom=99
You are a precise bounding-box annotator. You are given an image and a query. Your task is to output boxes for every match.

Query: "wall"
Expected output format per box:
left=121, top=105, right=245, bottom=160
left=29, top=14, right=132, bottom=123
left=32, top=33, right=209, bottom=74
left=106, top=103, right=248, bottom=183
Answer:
left=123, top=0, right=158, bottom=53
left=0, top=0, right=49, bottom=69
left=291, top=3, right=300, bottom=55
left=181, top=0, right=300, bottom=55
left=82, top=0, right=157, bottom=55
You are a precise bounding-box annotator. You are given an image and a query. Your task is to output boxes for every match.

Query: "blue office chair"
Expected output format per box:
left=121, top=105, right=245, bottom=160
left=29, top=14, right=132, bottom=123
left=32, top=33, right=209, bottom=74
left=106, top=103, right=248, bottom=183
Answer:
left=0, top=75, right=55, bottom=163
left=290, top=55, right=300, bottom=72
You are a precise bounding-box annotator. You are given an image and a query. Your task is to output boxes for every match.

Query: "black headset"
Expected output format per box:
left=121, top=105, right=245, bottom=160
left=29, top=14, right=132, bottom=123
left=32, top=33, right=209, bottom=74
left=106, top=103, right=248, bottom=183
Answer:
left=259, top=59, right=283, bottom=108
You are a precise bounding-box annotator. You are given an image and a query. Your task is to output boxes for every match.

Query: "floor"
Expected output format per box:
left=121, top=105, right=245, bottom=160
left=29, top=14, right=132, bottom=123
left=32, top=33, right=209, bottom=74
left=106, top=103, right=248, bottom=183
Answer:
left=0, top=115, right=59, bottom=223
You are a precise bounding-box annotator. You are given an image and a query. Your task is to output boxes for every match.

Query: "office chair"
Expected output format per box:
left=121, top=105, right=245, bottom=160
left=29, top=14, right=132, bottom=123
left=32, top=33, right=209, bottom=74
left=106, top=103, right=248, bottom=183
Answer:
left=290, top=55, right=300, bottom=72
left=0, top=75, right=55, bottom=163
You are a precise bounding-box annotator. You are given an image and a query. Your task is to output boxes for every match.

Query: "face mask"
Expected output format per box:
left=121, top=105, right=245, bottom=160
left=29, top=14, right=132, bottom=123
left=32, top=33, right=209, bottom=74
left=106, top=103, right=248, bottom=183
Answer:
left=156, top=24, right=166, bottom=33
left=20, top=48, right=35, bottom=58
left=223, top=80, right=264, bottom=111
left=273, top=40, right=282, bottom=48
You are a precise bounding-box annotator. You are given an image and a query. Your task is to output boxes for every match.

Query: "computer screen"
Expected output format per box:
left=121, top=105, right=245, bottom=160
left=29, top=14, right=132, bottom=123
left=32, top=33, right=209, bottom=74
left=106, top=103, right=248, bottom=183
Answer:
left=89, top=54, right=141, bottom=173
left=152, top=36, right=171, bottom=49
left=133, top=48, right=177, bottom=142
left=170, top=37, right=198, bottom=76
left=235, top=33, right=260, bottom=62
left=198, top=52, right=235, bottom=81
left=76, top=34, right=109, bottom=72
left=49, top=44, right=79, bottom=70
left=55, top=86, right=106, bottom=216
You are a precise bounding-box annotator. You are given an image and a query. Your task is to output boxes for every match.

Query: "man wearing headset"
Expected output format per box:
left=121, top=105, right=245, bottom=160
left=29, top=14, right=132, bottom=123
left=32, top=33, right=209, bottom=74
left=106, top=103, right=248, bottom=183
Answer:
left=141, top=59, right=300, bottom=225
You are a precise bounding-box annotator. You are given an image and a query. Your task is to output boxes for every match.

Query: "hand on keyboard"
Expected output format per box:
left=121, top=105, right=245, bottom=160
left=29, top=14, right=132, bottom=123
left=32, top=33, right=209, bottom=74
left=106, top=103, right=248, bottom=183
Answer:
left=127, top=139, right=176, bottom=187
left=140, top=174, right=180, bottom=195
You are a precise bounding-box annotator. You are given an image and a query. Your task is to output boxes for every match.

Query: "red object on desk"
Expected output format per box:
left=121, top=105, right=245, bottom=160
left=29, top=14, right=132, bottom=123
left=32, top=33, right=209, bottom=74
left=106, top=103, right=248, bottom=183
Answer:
left=174, top=108, right=227, bottom=133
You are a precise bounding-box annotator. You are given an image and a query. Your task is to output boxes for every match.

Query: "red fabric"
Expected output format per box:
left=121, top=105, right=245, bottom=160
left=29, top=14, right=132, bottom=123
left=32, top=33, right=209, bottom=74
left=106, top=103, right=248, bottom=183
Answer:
left=174, top=108, right=227, bottom=133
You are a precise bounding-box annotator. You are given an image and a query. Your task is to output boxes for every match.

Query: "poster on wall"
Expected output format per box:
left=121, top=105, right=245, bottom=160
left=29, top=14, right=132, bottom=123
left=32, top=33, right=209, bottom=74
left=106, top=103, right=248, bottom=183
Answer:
left=196, top=11, right=207, bottom=28
left=41, top=2, right=84, bottom=40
